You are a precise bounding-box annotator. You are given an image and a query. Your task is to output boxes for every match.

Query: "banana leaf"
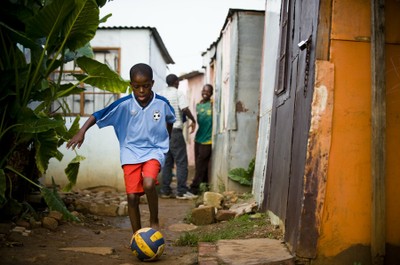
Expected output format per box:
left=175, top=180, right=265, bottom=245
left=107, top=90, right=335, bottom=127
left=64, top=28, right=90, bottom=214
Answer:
left=41, top=186, right=79, bottom=222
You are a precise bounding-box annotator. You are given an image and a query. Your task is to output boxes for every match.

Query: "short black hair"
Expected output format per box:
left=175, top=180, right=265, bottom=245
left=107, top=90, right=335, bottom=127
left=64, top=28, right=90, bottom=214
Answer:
left=204, top=84, right=214, bottom=94
left=166, top=74, right=179, bottom=86
left=130, top=63, right=153, bottom=81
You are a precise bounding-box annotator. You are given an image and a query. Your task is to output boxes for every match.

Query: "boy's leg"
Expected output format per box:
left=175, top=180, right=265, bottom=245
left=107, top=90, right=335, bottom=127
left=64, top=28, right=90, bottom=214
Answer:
left=142, top=159, right=161, bottom=230
left=122, top=164, right=144, bottom=233
left=127, top=193, right=141, bottom=233
left=143, top=178, right=159, bottom=230
left=190, top=142, right=201, bottom=194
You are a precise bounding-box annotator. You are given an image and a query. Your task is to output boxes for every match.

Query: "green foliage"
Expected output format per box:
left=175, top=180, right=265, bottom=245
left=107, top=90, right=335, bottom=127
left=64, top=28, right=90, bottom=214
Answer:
left=176, top=214, right=269, bottom=246
left=227, top=158, right=255, bottom=186
left=0, top=0, right=128, bottom=219
left=42, top=186, right=79, bottom=222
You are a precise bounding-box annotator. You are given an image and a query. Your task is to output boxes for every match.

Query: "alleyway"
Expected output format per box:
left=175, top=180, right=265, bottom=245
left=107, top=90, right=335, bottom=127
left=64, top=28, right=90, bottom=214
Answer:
left=0, top=195, right=198, bottom=265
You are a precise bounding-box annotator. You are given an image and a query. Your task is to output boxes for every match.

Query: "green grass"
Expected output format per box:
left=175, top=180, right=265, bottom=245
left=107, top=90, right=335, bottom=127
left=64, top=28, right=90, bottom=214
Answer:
left=175, top=213, right=276, bottom=246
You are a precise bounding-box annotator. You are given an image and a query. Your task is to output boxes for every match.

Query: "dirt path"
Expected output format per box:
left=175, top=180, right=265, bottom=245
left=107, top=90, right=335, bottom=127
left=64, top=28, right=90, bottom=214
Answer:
left=0, top=198, right=198, bottom=265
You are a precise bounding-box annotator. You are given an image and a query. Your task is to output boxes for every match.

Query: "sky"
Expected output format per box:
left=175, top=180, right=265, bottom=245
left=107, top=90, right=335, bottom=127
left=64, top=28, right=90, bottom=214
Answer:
left=99, top=0, right=265, bottom=75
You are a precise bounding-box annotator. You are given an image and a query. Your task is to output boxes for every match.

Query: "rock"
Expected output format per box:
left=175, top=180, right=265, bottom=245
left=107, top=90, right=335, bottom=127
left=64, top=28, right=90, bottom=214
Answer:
left=203, top=192, right=224, bottom=209
left=29, top=218, right=42, bottom=229
left=42, top=217, right=58, bottom=231
left=168, top=223, right=198, bottom=232
left=191, top=206, right=215, bottom=225
left=12, top=226, right=26, bottom=233
left=59, top=247, right=115, bottom=255
left=89, top=203, right=118, bottom=217
left=16, top=219, right=30, bottom=229
left=117, top=201, right=128, bottom=216
left=229, top=201, right=258, bottom=217
left=215, top=210, right=236, bottom=222
left=48, top=211, right=63, bottom=222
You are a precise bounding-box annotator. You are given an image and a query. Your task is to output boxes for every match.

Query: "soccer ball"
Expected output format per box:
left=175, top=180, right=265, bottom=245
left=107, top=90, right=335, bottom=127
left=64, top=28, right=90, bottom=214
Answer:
left=130, top=227, right=165, bottom=261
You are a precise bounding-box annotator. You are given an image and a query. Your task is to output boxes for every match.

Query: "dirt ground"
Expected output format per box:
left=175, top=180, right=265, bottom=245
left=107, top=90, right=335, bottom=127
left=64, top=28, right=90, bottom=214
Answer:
left=0, top=166, right=283, bottom=265
left=0, top=198, right=199, bottom=265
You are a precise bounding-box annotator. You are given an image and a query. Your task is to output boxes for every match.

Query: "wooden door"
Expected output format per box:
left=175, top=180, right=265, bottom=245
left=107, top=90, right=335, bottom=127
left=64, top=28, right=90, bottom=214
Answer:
left=263, top=0, right=320, bottom=256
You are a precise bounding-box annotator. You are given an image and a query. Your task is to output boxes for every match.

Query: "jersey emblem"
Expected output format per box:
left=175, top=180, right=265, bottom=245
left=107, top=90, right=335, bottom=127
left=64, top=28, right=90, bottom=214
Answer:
left=153, top=110, right=161, bottom=121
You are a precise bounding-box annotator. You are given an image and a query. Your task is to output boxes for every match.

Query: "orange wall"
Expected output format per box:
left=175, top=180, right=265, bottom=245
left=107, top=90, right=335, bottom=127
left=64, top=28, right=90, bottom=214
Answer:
left=385, top=0, right=400, bottom=248
left=317, top=0, right=400, bottom=259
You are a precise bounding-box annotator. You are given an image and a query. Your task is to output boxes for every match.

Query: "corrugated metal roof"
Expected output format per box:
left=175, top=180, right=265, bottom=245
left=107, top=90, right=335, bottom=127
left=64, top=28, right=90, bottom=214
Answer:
left=98, top=26, right=174, bottom=64
left=201, top=8, right=265, bottom=55
left=179, top=70, right=204, bottom=80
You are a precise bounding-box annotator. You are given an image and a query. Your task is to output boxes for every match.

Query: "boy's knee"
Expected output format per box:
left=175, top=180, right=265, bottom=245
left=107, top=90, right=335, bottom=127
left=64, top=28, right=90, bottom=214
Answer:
left=143, top=178, right=155, bottom=191
left=127, top=193, right=140, bottom=204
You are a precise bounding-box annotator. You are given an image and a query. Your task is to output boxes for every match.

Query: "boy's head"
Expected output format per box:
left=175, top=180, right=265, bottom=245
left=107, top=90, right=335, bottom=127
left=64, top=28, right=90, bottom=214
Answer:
left=201, top=84, right=213, bottom=101
left=130, top=63, right=155, bottom=106
left=130, top=63, right=153, bottom=81
left=166, top=74, right=179, bottom=88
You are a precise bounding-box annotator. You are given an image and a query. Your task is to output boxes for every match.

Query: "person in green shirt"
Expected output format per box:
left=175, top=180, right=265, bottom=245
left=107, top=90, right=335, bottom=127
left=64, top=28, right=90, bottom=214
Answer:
left=189, top=84, right=213, bottom=195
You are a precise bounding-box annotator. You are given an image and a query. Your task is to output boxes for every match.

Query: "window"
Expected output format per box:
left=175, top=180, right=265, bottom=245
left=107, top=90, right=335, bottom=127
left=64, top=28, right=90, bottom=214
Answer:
left=275, top=0, right=290, bottom=95
left=52, top=48, right=121, bottom=116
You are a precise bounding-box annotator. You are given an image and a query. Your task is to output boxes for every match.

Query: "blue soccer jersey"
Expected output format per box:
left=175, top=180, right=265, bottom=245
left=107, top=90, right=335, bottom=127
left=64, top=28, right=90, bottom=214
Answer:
left=92, top=92, right=176, bottom=167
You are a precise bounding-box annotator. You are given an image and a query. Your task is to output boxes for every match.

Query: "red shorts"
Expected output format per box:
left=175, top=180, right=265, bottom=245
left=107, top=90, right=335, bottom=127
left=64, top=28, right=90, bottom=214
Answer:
left=122, top=159, right=160, bottom=194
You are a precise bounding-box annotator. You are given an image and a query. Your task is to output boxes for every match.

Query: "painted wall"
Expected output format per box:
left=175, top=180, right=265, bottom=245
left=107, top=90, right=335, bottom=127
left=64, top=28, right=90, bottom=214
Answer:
left=44, top=28, right=172, bottom=191
left=253, top=0, right=281, bottom=205
left=179, top=73, right=205, bottom=167
left=313, top=0, right=400, bottom=263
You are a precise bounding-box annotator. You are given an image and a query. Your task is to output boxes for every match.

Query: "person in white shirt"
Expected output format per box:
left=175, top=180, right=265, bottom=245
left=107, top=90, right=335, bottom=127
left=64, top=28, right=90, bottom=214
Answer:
left=158, top=74, right=198, bottom=199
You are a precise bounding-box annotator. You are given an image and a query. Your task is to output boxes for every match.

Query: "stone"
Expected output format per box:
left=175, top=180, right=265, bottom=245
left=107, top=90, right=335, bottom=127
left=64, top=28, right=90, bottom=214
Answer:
left=216, top=238, right=294, bottom=265
left=16, top=219, right=30, bottom=229
left=203, top=192, right=224, bottom=209
left=117, top=201, right=128, bottom=216
left=12, top=226, right=26, bottom=233
left=42, top=217, right=58, bottom=231
left=48, top=211, right=63, bottom=221
left=229, top=201, right=258, bottom=217
left=215, top=210, right=236, bottom=222
left=168, top=223, right=198, bottom=232
left=59, top=247, right=115, bottom=255
left=191, top=206, right=215, bottom=225
left=29, top=218, right=42, bottom=229
left=89, top=203, right=118, bottom=217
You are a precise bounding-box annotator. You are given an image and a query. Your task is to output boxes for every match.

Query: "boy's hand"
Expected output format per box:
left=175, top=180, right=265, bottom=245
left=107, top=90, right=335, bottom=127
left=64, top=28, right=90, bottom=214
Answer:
left=188, top=122, right=196, bottom=134
left=67, top=133, right=85, bottom=150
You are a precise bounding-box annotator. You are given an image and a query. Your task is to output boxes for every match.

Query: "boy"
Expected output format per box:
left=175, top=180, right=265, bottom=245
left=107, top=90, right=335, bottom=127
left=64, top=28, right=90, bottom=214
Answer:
left=67, top=63, right=176, bottom=233
left=189, top=84, right=213, bottom=195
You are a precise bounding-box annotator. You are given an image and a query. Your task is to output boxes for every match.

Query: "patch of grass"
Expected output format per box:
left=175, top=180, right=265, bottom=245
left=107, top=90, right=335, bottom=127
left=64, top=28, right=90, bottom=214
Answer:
left=175, top=213, right=281, bottom=246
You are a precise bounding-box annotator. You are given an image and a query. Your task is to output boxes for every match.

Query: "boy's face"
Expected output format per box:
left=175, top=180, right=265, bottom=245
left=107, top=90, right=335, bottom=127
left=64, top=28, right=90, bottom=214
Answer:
left=130, top=73, right=154, bottom=106
left=201, top=86, right=213, bottom=101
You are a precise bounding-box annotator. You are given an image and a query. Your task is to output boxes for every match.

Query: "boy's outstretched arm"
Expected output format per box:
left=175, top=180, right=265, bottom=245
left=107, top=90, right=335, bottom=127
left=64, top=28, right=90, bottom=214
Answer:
left=66, top=115, right=97, bottom=150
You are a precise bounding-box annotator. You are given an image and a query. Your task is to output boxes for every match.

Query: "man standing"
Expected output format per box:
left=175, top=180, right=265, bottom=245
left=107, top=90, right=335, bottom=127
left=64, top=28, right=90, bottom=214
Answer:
left=158, top=74, right=198, bottom=199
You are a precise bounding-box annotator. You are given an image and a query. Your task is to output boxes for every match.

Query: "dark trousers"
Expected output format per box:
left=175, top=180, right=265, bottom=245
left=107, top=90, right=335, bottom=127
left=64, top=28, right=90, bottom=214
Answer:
left=161, top=128, right=188, bottom=195
left=190, top=142, right=212, bottom=193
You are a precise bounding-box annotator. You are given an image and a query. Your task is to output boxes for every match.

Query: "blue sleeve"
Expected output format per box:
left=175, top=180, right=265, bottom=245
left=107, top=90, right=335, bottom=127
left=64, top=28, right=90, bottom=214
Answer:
left=93, top=94, right=132, bottom=127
